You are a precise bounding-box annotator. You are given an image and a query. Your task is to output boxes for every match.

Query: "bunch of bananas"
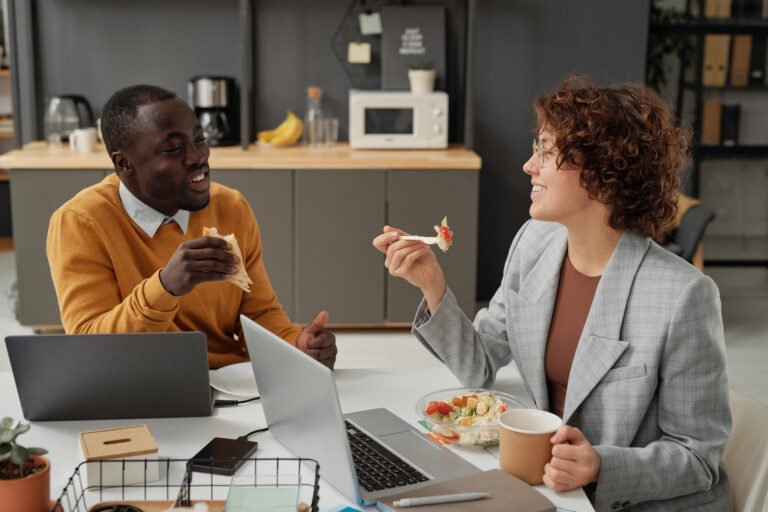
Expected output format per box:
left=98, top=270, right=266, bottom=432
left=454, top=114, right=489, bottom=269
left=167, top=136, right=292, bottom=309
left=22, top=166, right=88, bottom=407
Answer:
left=257, top=110, right=303, bottom=146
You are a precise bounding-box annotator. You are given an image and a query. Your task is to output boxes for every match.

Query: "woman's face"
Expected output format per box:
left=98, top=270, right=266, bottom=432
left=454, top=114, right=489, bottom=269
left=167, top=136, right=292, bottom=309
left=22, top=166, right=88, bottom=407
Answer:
left=522, top=130, right=594, bottom=226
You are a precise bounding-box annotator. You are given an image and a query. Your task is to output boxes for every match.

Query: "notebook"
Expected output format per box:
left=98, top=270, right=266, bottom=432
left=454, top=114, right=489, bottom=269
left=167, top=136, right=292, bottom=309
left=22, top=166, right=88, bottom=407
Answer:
left=377, top=469, right=556, bottom=512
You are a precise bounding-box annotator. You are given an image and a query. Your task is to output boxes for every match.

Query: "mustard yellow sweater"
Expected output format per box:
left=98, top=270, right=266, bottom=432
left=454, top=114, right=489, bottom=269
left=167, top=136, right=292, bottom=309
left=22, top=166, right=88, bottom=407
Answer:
left=47, top=173, right=300, bottom=369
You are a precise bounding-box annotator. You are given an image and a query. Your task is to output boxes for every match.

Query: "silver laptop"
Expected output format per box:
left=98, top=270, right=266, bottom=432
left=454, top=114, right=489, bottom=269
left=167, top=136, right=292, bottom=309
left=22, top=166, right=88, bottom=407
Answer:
left=240, top=315, right=479, bottom=507
left=6, top=332, right=212, bottom=421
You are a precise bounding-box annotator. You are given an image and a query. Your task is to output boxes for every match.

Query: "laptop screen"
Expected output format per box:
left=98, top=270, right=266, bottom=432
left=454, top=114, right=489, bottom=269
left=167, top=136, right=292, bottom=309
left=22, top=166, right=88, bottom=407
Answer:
left=6, top=332, right=212, bottom=421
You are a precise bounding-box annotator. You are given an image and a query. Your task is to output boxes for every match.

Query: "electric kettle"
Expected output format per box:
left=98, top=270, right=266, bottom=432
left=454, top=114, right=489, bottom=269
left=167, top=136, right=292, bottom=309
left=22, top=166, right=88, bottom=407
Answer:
left=43, top=95, right=94, bottom=143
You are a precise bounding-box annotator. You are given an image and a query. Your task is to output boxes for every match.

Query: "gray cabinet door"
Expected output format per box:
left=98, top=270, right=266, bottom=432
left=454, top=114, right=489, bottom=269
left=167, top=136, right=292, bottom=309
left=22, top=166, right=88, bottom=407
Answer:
left=387, top=170, right=479, bottom=322
left=295, top=170, right=386, bottom=324
left=213, top=170, right=294, bottom=318
left=10, top=169, right=108, bottom=326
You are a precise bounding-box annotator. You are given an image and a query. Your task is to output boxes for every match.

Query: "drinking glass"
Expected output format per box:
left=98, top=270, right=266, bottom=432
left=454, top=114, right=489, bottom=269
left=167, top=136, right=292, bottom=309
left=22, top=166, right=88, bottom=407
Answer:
left=323, top=118, right=339, bottom=147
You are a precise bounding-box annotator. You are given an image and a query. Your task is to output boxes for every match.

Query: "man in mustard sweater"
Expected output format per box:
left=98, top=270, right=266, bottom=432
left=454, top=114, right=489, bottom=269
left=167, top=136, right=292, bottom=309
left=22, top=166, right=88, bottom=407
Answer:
left=46, top=85, right=337, bottom=369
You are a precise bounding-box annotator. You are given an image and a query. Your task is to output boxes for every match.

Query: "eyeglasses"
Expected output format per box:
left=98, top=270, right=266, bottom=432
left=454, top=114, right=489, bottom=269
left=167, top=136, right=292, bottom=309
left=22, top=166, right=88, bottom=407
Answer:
left=532, top=138, right=558, bottom=168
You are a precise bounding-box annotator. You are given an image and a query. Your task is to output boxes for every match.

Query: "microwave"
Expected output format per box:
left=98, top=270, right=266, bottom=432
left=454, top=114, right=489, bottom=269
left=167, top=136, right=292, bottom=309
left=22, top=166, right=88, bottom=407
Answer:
left=349, top=90, right=448, bottom=149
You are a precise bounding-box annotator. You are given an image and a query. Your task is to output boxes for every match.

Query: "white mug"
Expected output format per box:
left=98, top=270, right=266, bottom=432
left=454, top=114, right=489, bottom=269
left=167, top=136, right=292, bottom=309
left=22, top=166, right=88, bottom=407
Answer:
left=69, top=127, right=98, bottom=153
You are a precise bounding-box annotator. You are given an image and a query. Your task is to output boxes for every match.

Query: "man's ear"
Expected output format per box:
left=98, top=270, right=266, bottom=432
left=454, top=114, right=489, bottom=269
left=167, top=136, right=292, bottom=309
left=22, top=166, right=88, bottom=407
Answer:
left=111, top=151, right=132, bottom=177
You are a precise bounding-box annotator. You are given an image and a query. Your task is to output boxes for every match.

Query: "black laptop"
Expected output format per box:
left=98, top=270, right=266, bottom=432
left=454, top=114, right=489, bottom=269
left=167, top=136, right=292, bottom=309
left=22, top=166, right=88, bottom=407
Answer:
left=5, top=332, right=212, bottom=421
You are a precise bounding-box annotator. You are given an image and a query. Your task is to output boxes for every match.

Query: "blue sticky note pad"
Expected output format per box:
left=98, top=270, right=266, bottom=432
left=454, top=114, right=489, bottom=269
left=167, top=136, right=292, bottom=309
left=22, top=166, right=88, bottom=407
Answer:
left=359, top=12, right=383, bottom=35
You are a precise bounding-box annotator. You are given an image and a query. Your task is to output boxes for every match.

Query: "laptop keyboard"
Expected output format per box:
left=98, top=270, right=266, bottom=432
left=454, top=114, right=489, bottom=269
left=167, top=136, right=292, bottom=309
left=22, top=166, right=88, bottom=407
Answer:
left=345, top=421, right=430, bottom=493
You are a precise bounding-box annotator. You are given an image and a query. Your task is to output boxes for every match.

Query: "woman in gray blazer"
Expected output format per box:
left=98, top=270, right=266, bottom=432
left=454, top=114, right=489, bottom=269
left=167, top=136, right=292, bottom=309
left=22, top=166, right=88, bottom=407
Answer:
left=373, top=75, right=731, bottom=511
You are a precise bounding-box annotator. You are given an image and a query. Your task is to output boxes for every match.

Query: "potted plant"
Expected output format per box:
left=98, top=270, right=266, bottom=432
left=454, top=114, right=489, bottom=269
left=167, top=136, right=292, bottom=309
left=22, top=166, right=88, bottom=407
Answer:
left=408, top=62, right=436, bottom=93
left=0, top=417, right=50, bottom=512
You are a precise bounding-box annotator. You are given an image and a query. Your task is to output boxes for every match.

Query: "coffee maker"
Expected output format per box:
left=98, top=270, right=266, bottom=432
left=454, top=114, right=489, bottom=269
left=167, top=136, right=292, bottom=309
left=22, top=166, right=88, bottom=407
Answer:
left=188, top=76, right=239, bottom=146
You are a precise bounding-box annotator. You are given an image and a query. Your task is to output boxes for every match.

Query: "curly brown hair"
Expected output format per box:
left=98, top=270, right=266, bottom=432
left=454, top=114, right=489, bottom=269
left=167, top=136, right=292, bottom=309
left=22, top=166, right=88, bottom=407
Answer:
left=533, top=75, right=689, bottom=238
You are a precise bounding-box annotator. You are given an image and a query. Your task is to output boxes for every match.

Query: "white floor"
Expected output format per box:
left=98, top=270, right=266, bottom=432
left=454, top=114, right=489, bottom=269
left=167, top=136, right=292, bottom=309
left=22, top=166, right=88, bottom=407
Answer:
left=0, top=250, right=765, bottom=406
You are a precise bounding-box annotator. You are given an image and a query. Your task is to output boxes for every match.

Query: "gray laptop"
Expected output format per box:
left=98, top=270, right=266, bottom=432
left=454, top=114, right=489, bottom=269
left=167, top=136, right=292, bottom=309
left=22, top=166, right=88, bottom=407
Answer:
left=5, top=332, right=212, bottom=421
left=240, top=315, right=479, bottom=507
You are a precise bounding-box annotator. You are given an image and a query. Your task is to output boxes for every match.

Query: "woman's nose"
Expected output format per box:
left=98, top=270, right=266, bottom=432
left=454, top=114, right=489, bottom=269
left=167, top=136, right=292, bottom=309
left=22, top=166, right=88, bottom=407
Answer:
left=523, top=153, right=537, bottom=175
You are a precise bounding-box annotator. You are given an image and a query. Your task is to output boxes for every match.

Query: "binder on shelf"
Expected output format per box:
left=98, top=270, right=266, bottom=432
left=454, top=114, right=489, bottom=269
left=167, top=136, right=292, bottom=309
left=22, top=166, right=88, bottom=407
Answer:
left=705, top=0, right=720, bottom=17
left=721, top=104, right=741, bottom=146
left=730, top=35, right=752, bottom=86
left=702, top=101, right=723, bottom=145
left=749, top=35, right=767, bottom=84
left=703, top=35, right=731, bottom=86
left=705, top=0, right=733, bottom=17
left=719, top=0, right=734, bottom=17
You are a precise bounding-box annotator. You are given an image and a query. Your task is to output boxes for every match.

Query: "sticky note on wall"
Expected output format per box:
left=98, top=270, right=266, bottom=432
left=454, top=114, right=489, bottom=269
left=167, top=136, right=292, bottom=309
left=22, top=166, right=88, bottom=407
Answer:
left=359, top=12, right=383, bottom=35
left=348, top=42, right=372, bottom=64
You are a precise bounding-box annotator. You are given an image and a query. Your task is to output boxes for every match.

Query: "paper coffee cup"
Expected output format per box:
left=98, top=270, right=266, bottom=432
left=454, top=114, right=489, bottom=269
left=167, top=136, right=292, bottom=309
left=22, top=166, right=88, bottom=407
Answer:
left=498, top=409, right=562, bottom=484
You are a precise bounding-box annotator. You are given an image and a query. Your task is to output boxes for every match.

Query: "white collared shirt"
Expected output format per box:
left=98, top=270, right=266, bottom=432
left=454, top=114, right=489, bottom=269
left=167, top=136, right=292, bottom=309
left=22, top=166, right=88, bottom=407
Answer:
left=118, top=181, right=189, bottom=237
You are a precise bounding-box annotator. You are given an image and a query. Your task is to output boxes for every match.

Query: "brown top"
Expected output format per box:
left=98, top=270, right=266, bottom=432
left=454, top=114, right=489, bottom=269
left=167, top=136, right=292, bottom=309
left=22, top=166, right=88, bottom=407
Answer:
left=545, top=253, right=601, bottom=418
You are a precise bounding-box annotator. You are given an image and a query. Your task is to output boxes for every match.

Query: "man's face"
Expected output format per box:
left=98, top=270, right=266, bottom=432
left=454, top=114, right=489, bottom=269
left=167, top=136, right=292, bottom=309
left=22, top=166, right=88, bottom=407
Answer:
left=118, top=98, right=211, bottom=216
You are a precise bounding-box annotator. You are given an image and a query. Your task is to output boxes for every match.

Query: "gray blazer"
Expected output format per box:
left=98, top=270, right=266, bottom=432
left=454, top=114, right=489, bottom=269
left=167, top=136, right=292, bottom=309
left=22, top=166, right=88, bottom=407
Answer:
left=413, top=220, right=732, bottom=511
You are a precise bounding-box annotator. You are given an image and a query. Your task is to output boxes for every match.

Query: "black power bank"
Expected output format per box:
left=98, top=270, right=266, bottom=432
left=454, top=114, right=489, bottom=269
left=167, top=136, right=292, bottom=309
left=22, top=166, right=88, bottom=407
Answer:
left=189, top=437, right=259, bottom=475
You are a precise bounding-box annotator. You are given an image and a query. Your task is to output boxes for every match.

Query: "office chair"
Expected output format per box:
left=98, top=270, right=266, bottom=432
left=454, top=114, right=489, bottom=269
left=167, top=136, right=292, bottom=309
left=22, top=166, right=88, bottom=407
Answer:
left=722, top=390, right=768, bottom=512
left=661, top=205, right=715, bottom=266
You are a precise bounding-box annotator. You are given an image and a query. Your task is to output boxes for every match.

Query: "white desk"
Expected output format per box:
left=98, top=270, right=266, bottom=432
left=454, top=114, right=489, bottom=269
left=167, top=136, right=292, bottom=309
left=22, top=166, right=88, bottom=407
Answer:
left=0, top=366, right=593, bottom=511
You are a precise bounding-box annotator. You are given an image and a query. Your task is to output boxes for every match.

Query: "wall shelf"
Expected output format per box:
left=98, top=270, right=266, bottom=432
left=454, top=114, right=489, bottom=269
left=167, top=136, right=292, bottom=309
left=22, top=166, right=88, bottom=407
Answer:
left=649, top=1, right=768, bottom=268
left=704, top=235, right=768, bottom=266
left=650, top=19, right=768, bottom=34
left=683, top=81, right=768, bottom=91
left=697, top=145, right=768, bottom=158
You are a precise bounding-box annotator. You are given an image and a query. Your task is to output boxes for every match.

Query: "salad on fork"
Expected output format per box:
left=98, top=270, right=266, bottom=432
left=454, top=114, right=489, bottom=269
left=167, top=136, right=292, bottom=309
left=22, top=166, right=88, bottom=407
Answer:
left=399, top=217, right=453, bottom=252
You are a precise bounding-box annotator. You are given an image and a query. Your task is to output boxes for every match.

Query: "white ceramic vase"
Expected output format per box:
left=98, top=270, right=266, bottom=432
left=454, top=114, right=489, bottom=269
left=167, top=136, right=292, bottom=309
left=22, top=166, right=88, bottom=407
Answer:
left=408, top=69, right=436, bottom=93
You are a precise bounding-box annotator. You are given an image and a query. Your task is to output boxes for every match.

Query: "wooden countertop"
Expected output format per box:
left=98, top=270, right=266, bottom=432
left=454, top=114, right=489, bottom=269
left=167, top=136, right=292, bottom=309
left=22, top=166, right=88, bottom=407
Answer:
left=0, top=141, right=481, bottom=170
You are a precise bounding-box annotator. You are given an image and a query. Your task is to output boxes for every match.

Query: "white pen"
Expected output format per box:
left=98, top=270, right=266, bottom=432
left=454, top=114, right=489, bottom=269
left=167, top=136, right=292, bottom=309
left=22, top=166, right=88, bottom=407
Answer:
left=393, top=492, right=490, bottom=508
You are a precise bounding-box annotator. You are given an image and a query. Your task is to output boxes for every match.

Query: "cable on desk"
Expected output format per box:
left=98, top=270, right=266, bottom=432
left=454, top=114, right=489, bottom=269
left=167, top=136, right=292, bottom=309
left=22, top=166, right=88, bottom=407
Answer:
left=238, top=427, right=269, bottom=440
left=214, top=396, right=260, bottom=407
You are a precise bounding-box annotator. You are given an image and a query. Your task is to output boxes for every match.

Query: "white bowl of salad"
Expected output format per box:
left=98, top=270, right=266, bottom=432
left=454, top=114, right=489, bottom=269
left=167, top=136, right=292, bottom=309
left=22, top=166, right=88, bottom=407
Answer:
left=416, top=388, right=532, bottom=447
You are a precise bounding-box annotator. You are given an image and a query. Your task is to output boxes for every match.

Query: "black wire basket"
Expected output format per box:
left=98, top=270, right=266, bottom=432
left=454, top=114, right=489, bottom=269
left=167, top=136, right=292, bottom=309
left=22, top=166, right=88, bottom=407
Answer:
left=51, top=457, right=320, bottom=512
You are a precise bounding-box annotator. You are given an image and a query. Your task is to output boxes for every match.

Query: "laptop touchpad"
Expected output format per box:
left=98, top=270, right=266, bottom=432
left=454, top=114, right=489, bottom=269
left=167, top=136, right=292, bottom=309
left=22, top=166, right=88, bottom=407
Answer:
left=381, top=430, right=475, bottom=479
left=345, top=408, right=411, bottom=436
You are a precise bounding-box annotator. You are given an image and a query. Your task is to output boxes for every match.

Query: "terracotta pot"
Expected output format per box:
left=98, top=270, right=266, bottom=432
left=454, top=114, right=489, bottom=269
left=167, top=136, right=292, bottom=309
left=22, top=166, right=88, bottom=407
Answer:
left=0, top=456, right=51, bottom=512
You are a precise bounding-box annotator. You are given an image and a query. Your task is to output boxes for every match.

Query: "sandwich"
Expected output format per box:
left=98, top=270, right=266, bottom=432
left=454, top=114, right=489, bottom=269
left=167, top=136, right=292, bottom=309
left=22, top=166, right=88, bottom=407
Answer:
left=202, top=227, right=253, bottom=293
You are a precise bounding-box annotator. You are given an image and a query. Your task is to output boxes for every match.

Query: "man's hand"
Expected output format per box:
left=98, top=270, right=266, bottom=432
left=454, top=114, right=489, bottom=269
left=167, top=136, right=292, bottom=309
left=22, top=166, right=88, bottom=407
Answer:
left=159, top=236, right=240, bottom=296
left=543, top=425, right=601, bottom=492
left=295, top=311, right=337, bottom=369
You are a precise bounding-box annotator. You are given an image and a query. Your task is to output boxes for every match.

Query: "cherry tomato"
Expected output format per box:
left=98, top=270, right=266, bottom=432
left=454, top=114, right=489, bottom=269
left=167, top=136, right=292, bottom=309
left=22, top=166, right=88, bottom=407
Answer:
left=436, top=427, right=459, bottom=442
left=438, top=226, right=452, bottom=244
left=436, top=401, right=453, bottom=415
left=499, top=405, right=507, bottom=413
left=425, top=401, right=439, bottom=415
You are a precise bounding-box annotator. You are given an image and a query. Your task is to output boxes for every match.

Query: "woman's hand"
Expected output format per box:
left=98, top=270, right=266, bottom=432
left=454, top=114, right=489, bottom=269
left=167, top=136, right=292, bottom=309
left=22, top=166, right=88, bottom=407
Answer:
left=543, top=425, right=601, bottom=492
left=372, top=226, right=446, bottom=312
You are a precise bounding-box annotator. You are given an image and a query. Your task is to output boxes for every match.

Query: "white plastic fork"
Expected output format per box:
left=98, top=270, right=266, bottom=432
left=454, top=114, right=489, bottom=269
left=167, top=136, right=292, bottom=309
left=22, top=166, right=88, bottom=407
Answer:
left=398, top=235, right=438, bottom=244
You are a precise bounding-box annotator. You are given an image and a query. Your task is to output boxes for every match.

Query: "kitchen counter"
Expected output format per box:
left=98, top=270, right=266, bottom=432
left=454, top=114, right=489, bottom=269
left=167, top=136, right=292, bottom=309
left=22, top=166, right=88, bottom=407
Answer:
left=3, top=141, right=480, bottom=329
left=0, top=141, right=481, bottom=170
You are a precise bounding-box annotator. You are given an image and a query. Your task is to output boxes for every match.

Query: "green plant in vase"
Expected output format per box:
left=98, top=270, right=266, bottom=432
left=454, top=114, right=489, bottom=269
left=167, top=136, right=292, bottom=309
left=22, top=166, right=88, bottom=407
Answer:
left=0, top=417, right=51, bottom=512
left=0, top=417, right=48, bottom=479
